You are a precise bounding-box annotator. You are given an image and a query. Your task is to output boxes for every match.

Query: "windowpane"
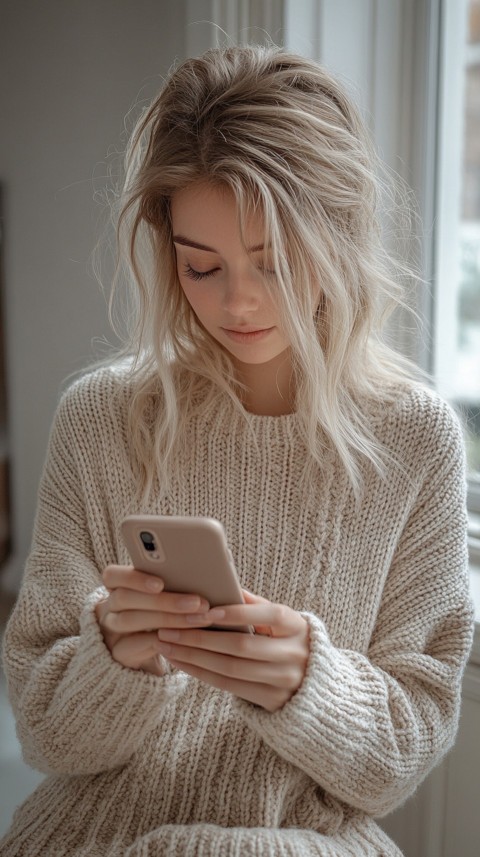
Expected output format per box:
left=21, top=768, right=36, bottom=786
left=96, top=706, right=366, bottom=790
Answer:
left=460, top=0, right=480, bottom=477
left=437, top=0, right=480, bottom=479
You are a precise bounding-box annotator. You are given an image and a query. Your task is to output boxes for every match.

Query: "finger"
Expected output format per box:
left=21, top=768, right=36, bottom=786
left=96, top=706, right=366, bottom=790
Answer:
left=106, top=588, right=210, bottom=616
left=111, top=631, right=167, bottom=669
left=102, top=565, right=165, bottom=594
left=157, top=642, right=297, bottom=685
left=167, top=659, right=287, bottom=712
left=156, top=627, right=302, bottom=664
left=241, top=591, right=273, bottom=632
left=103, top=605, right=215, bottom=634
left=241, top=589, right=270, bottom=604
left=209, top=602, right=305, bottom=638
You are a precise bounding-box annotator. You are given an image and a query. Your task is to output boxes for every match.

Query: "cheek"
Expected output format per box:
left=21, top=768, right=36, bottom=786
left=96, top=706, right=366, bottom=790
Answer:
left=181, top=283, right=198, bottom=311
left=178, top=279, right=197, bottom=309
left=180, top=282, right=214, bottom=322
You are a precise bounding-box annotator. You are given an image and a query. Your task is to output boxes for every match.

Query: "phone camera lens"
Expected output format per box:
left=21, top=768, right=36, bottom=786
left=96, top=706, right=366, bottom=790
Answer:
left=140, top=531, right=156, bottom=552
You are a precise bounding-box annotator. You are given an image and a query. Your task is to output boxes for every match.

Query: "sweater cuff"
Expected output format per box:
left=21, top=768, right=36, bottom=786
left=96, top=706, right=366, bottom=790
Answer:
left=123, top=818, right=402, bottom=857
left=79, top=586, right=189, bottom=701
left=19, top=588, right=189, bottom=775
left=230, top=612, right=372, bottom=784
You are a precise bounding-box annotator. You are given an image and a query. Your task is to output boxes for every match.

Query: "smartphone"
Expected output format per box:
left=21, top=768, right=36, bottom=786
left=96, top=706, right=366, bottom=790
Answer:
left=120, top=515, right=253, bottom=633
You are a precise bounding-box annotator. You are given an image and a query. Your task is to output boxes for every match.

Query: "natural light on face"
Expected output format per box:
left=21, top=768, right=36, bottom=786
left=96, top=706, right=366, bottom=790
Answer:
left=170, top=182, right=292, bottom=367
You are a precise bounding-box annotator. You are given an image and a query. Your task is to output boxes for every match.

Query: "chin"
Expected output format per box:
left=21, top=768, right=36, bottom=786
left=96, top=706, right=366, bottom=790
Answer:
left=228, top=347, right=291, bottom=367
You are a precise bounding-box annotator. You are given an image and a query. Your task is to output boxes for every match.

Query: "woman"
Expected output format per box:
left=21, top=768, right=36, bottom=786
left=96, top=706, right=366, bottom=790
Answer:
left=1, top=45, right=474, bottom=856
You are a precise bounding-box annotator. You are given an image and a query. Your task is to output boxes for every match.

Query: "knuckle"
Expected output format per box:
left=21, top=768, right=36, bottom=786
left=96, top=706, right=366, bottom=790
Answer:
left=101, top=611, right=114, bottom=631
left=95, top=596, right=109, bottom=619
left=283, top=667, right=300, bottom=688
left=274, top=687, right=288, bottom=708
left=102, top=565, right=116, bottom=585
left=275, top=604, right=289, bottom=625
left=107, top=590, right=119, bottom=610
left=104, top=611, right=124, bottom=633
left=265, top=688, right=285, bottom=712
left=112, top=644, right=133, bottom=669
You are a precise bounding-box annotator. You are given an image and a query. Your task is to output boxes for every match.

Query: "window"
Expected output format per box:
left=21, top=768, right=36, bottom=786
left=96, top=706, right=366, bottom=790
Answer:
left=436, top=0, right=480, bottom=560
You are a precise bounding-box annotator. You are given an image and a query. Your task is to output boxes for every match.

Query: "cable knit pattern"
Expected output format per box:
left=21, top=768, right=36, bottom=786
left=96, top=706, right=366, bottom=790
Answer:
left=0, top=365, right=474, bottom=856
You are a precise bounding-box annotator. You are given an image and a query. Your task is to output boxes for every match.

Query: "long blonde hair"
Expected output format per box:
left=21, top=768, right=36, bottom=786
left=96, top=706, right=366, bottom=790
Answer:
left=101, top=44, right=424, bottom=503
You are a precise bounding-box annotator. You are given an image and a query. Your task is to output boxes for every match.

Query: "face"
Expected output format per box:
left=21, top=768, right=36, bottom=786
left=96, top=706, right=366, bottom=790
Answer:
left=170, top=183, right=290, bottom=368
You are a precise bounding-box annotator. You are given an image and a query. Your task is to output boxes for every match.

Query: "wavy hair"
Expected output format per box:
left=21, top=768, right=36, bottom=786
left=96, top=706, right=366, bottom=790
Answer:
left=100, top=44, right=425, bottom=503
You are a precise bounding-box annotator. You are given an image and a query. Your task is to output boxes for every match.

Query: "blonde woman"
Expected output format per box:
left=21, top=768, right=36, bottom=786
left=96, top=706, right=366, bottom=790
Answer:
left=1, top=45, right=474, bottom=856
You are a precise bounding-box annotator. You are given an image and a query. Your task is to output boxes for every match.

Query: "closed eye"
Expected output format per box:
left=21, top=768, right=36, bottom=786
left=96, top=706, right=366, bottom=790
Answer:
left=182, top=263, right=220, bottom=281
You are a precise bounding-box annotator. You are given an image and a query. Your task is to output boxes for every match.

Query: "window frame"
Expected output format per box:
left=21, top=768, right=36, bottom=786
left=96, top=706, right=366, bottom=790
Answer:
left=434, top=0, right=480, bottom=563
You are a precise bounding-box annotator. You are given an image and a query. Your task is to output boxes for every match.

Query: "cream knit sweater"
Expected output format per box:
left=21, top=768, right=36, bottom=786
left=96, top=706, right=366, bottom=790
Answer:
left=0, top=366, right=475, bottom=857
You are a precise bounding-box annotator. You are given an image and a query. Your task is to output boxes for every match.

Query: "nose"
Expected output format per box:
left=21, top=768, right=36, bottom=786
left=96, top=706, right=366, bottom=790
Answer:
left=221, top=269, right=261, bottom=316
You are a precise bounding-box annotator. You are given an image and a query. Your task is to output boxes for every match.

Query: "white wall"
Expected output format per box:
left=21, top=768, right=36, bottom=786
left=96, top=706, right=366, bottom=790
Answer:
left=0, top=0, right=187, bottom=591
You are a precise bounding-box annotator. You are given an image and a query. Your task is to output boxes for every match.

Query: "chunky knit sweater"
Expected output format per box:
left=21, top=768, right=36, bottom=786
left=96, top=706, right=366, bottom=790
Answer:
left=0, top=366, right=475, bottom=857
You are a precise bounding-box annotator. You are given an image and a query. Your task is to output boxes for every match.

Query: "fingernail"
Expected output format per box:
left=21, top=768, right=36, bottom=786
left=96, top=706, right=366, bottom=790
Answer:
left=209, top=608, right=225, bottom=621
left=186, top=608, right=225, bottom=625
left=145, top=577, right=163, bottom=592
left=177, top=595, right=200, bottom=610
left=177, top=595, right=209, bottom=612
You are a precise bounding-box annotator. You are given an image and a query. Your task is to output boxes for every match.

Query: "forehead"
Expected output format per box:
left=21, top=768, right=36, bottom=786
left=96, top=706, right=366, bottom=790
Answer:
left=170, top=182, right=265, bottom=247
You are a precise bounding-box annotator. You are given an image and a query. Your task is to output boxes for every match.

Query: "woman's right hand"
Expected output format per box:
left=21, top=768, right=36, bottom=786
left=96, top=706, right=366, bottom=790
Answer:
left=95, top=565, right=221, bottom=676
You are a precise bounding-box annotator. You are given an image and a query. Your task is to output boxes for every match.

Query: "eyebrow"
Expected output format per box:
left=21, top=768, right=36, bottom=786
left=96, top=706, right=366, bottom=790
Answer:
left=172, top=235, right=266, bottom=254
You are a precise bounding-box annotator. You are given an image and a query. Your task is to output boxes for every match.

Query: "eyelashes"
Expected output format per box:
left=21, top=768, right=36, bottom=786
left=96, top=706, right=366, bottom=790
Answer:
left=182, top=264, right=219, bottom=281
left=182, top=263, right=277, bottom=281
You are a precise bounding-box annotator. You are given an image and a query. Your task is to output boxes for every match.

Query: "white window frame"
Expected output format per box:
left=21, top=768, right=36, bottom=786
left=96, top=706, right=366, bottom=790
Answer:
left=434, top=0, right=468, bottom=401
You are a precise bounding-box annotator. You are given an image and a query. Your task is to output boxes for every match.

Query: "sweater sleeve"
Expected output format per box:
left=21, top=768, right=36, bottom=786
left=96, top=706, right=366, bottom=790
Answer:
left=121, top=817, right=402, bottom=856
left=2, top=385, right=188, bottom=777
left=231, top=397, right=475, bottom=817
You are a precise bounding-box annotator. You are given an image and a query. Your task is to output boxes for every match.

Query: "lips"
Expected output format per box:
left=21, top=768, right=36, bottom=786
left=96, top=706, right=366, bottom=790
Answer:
left=221, top=326, right=275, bottom=344
left=223, top=327, right=271, bottom=333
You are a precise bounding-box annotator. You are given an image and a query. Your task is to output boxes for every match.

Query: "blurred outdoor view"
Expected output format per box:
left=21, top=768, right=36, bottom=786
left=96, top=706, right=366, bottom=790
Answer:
left=457, top=0, right=480, bottom=478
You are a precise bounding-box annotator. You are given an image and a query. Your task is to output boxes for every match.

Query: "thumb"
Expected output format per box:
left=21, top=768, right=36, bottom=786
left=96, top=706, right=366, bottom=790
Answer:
left=241, top=589, right=273, bottom=637
left=242, top=588, right=269, bottom=604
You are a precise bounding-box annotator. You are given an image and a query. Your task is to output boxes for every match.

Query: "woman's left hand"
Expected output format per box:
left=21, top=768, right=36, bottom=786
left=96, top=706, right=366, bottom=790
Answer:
left=156, top=590, right=310, bottom=712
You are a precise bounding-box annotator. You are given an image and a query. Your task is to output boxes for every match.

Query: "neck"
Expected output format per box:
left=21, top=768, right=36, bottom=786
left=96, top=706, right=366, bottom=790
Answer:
left=233, top=349, right=295, bottom=416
